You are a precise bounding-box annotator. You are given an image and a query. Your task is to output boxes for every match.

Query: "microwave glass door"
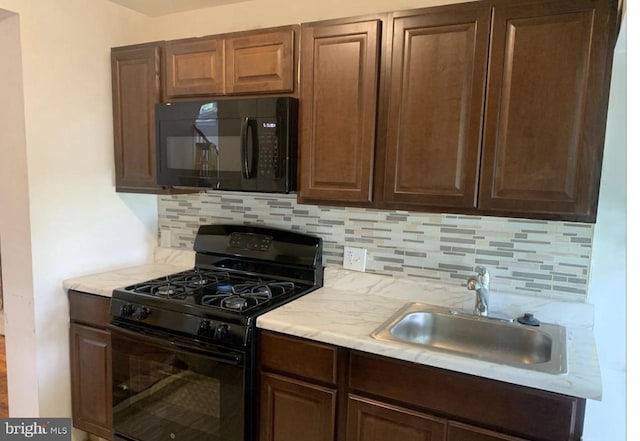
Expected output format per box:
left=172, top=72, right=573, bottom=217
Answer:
left=159, top=101, right=251, bottom=189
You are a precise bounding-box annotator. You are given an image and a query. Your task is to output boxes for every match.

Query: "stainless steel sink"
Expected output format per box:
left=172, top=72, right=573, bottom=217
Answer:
left=371, top=303, right=567, bottom=374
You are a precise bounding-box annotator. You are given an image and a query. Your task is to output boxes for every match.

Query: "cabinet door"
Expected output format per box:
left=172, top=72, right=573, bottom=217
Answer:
left=447, top=421, right=527, bottom=441
left=479, top=0, right=618, bottom=221
left=70, top=323, right=112, bottom=440
left=225, top=27, right=296, bottom=94
left=111, top=43, right=163, bottom=193
left=164, top=37, right=224, bottom=98
left=379, top=4, right=491, bottom=210
left=259, top=372, right=336, bottom=441
left=347, top=395, right=446, bottom=441
left=298, top=19, right=381, bottom=205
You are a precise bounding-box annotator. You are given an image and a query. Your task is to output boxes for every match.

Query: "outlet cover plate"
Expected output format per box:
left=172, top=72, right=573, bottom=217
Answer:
left=343, top=246, right=367, bottom=272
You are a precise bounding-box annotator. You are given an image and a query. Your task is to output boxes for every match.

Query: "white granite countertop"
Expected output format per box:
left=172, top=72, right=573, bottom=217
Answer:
left=257, top=266, right=602, bottom=401
left=62, top=251, right=601, bottom=401
left=62, top=248, right=195, bottom=296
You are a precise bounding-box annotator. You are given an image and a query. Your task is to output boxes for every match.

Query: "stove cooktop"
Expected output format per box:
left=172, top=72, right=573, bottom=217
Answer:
left=122, top=268, right=308, bottom=314
left=110, top=224, right=323, bottom=347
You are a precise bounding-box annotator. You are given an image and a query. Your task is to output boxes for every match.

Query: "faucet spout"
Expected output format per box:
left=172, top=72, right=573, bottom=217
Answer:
left=467, top=266, right=490, bottom=317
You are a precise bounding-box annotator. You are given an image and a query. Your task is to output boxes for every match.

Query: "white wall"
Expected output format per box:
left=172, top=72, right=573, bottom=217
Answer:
left=584, top=18, right=627, bottom=441
left=146, top=0, right=470, bottom=40
left=0, top=11, right=38, bottom=416
left=0, top=0, right=157, bottom=420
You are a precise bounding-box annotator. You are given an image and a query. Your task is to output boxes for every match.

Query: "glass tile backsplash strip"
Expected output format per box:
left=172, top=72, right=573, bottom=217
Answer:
left=158, top=192, right=594, bottom=301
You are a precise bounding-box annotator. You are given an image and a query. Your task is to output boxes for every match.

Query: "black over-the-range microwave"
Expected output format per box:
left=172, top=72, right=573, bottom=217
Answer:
left=156, top=97, right=298, bottom=193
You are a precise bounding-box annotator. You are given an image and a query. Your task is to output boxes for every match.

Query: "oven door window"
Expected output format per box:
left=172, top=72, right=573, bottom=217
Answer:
left=111, top=328, right=245, bottom=441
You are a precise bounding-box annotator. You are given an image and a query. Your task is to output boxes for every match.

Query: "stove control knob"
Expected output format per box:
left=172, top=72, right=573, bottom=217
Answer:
left=214, top=324, right=229, bottom=340
left=198, top=320, right=212, bottom=337
left=132, top=306, right=150, bottom=320
left=120, top=304, right=134, bottom=318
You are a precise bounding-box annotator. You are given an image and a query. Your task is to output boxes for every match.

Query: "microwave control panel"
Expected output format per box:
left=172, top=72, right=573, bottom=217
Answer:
left=258, top=119, right=280, bottom=178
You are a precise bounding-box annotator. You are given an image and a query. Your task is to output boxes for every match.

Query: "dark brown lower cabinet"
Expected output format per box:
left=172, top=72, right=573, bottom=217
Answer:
left=69, top=290, right=113, bottom=440
left=258, top=330, right=586, bottom=441
left=447, top=421, right=527, bottom=441
left=347, top=395, right=445, bottom=441
left=260, top=372, right=336, bottom=441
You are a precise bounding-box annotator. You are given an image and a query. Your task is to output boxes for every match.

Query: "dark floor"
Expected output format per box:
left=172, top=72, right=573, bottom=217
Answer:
left=0, top=336, right=8, bottom=417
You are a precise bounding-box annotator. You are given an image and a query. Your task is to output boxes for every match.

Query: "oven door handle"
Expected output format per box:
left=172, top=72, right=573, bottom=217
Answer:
left=107, top=322, right=245, bottom=366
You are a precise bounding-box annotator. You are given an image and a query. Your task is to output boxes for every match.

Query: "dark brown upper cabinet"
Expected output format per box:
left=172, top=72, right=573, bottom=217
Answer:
left=111, top=42, right=165, bottom=193
left=478, top=0, right=619, bottom=221
left=377, top=3, right=491, bottom=211
left=112, top=26, right=298, bottom=194
left=298, top=0, right=620, bottom=222
left=298, top=18, right=382, bottom=205
left=164, top=26, right=297, bottom=100
left=164, top=36, right=224, bottom=99
left=225, top=27, right=296, bottom=95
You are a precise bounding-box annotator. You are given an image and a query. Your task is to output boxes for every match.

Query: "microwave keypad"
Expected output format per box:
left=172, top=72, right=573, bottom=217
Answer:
left=259, top=130, right=279, bottom=177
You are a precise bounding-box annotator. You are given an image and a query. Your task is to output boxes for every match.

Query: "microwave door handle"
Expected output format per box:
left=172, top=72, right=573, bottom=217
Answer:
left=249, top=119, right=259, bottom=178
left=241, top=118, right=259, bottom=179
left=241, top=117, right=251, bottom=179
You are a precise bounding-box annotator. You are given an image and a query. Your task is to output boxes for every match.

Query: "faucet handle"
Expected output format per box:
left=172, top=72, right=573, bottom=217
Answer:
left=474, top=266, right=490, bottom=290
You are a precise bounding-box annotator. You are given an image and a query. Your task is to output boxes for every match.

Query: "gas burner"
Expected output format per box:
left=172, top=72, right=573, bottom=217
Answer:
left=152, top=283, right=189, bottom=299
left=169, top=269, right=231, bottom=289
left=156, top=284, right=177, bottom=297
left=222, top=296, right=249, bottom=310
left=233, top=281, right=295, bottom=298
left=200, top=293, right=259, bottom=311
left=187, top=276, right=208, bottom=286
left=199, top=280, right=297, bottom=311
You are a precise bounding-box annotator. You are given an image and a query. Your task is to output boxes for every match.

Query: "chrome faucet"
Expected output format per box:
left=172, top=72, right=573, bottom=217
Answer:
left=467, top=266, right=490, bottom=317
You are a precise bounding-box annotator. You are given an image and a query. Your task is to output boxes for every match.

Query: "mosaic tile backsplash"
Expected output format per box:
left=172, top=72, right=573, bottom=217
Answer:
left=158, top=191, right=594, bottom=301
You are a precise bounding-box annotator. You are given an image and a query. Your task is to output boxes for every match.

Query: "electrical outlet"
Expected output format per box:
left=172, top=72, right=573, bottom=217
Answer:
left=343, top=246, right=367, bottom=272
left=160, top=230, right=172, bottom=248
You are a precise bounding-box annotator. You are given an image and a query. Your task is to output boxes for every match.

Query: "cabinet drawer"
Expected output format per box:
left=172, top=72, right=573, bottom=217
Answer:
left=69, top=290, right=111, bottom=327
left=259, top=331, right=338, bottom=385
left=349, top=351, right=584, bottom=441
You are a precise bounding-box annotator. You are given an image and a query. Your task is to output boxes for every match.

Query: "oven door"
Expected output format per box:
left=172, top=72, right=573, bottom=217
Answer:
left=109, top=321, right=247, bottom=441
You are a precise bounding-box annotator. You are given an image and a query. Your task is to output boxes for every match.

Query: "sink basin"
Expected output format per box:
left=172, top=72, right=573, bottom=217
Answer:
left=371, top=303, right=566, bottom=374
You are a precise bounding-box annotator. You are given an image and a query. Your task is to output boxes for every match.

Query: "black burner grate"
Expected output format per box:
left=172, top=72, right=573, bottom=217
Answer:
left=200, top=281, right=295, bottom=312
left=125, top=270, right=298, bottom=313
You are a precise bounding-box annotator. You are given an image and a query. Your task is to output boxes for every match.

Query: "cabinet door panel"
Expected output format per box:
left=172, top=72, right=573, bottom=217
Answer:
left=347, top=395, right=445, bottom=441
left=479, top=0, right=617, bottom=220
left=225, top=28, right=296, bottom=94
left=447, top=421, right=527, bottom=441
left=259, top=372, right=336, bottom=441
left=298, top=20, right=381, bottom=204
left=379, top=4, right=490, bottom=209
left=111, top=44, right=162, bottom=193
left=70, top=323, right=112, bottom=440
left=164, top=37, right=224, bottom=98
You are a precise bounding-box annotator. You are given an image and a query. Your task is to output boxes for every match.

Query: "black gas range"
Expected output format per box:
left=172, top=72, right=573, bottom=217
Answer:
left=109, top=224, right=323, bottom=441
